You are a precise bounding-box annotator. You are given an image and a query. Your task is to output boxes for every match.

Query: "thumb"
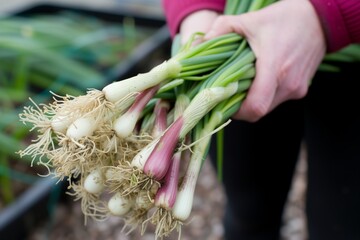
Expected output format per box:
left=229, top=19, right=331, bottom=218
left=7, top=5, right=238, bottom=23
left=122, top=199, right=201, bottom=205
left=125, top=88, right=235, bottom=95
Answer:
left=204, top=15, right=249, bottom=40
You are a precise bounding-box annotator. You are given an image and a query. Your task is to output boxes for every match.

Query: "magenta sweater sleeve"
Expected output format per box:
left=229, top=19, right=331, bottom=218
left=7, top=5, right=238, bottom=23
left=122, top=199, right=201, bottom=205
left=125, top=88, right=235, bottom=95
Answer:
left=310, top=0, right=360, bottom=52
left=162, top=0, right=360, bottom=52
left=162, top=0, right=225, bottom=38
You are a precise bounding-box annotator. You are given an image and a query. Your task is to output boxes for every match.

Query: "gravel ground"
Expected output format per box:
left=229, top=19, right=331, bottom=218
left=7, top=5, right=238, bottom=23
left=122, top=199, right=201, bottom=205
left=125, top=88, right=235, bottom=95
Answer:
left=281, top=148, right=308, bottom=240
left=29, top=148, right=308, bottom=240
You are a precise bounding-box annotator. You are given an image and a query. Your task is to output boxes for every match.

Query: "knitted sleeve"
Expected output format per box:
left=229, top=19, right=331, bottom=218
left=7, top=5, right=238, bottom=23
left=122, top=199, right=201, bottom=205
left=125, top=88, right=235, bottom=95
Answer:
left=162, top=0, right=360, bottom=51
left=310, top=0, right=360, bottom=52
left=162, top=0, right=225, bottom=38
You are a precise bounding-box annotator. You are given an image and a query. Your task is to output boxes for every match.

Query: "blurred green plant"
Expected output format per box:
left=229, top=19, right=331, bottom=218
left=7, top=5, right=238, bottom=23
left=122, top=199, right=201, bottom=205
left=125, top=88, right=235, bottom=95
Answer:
left=0, top=10, right=154, bottom=207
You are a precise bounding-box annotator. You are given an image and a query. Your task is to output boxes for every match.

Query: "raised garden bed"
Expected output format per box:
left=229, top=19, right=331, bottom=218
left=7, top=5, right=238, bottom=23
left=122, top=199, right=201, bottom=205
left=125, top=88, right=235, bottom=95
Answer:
left=0, top=3, right=170, bottom=239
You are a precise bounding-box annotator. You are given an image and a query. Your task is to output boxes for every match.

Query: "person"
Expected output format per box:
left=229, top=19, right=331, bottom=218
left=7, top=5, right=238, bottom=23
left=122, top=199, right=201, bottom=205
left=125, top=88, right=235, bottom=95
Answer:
left=162, top=0, right=360, bottom=239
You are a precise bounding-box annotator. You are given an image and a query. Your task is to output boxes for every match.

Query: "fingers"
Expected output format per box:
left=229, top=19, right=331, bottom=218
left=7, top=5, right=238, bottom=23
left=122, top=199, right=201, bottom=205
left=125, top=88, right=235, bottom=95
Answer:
left=233, top=56, right=278, bottom=122
left=204, top=15, right=249, bottom=40
left=204, top=14, right=279, bottom=122
left=270, top=76, right=309, bottom=112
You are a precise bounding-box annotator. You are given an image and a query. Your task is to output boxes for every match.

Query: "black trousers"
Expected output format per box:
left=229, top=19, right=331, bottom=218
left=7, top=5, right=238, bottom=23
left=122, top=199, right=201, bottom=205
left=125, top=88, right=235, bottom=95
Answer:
left=210, top=62, right=360, bottom=240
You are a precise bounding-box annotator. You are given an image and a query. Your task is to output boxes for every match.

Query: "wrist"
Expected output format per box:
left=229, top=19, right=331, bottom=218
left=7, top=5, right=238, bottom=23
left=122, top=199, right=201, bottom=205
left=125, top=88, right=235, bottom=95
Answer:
left=309, top=0, right=354, bottom=52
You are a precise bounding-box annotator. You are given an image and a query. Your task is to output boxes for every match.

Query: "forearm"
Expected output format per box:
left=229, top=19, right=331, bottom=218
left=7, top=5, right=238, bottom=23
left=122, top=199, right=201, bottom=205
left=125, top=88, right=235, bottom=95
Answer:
left=309, top=0, right=360, bottom=52
left=162, top=0, right=225, bottom=37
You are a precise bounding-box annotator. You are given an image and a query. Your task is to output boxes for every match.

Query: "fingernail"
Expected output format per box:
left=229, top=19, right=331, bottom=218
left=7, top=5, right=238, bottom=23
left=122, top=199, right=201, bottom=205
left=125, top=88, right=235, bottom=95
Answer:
left=204, top=31, right=214, bottom=40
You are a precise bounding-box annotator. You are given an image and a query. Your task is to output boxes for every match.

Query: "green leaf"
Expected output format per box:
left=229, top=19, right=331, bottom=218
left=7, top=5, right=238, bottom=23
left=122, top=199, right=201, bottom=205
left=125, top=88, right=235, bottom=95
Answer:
left=216, top=129, right=224, bottom=182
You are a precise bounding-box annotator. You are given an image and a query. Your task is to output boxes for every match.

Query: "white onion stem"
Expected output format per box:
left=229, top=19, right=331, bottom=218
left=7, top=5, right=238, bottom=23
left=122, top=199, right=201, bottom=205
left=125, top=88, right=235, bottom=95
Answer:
left=114, top=86, right=158, bottom=138
left=108, top=192, right=133, bottom=216
left=84, top=169, right=104, bottom=194
left=102, top=59, right=181, bottom=103
left=66, top=116, right=97, bottom=140
left=172, top=112, right=223, bottom=221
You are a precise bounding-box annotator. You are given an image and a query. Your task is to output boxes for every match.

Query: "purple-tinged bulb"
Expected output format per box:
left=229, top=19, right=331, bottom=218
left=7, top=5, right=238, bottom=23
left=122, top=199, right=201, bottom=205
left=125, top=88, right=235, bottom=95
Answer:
left=144, top=117, right=183, bottom=180
left=154, top=151, right=181, bottom=209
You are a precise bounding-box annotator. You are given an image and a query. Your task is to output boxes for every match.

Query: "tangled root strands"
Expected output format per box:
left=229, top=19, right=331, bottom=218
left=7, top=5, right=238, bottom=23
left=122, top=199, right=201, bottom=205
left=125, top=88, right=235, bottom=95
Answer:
left=67, top=180, right=108, bottom=224
left=18, top=100, right=59, bottom=162
left=123, top=169, right=160, bottom=197
left=115, top=132, right=154, bottom=164
left=67, top=89, right=141, bottom=125
left=121, top=208, right=151, bottom=235
left=56, top=132, right=109, bottom=163
left=18, top=128, right=55, bottom=164
left=104, top=161, right=136, bottom=194
left=51, top=145, right=111, bottom=182
left=121, top=187, right=157, bottom=235
left=62, top=89, right=106, bottom=114
left=145, top=207, right=183, bottom=240
left=19, top=100, right=53, bottom=131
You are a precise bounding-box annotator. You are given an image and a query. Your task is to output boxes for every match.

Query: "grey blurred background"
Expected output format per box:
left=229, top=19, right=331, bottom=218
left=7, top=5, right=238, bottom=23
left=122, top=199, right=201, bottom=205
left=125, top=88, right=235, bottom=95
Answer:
left=0, top=0, right=163, bottom=17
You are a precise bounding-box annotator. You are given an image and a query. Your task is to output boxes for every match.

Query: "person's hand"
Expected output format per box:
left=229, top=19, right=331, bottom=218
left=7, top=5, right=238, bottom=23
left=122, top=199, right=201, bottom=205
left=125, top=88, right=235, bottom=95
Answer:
left=179, top=10, right=220, bottom=45
left=205, top=0, right=326, bottom=122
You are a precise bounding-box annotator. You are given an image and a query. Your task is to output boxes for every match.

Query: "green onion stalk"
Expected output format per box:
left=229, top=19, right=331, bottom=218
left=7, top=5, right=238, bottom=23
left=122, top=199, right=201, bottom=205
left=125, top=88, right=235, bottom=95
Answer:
left=133, top=76, right=252, bottom=238
left=150, top=93, right=247, bottom=239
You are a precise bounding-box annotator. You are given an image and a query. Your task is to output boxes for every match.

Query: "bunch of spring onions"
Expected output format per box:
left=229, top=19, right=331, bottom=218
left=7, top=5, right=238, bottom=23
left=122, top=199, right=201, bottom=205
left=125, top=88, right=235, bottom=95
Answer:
left=17, top=0, right=360, bottom=238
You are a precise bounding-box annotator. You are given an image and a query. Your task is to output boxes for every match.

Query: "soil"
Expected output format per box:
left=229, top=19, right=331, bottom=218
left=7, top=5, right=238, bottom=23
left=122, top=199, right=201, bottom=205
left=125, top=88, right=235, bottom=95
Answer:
left=28, top=149, right=307, bottom=240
